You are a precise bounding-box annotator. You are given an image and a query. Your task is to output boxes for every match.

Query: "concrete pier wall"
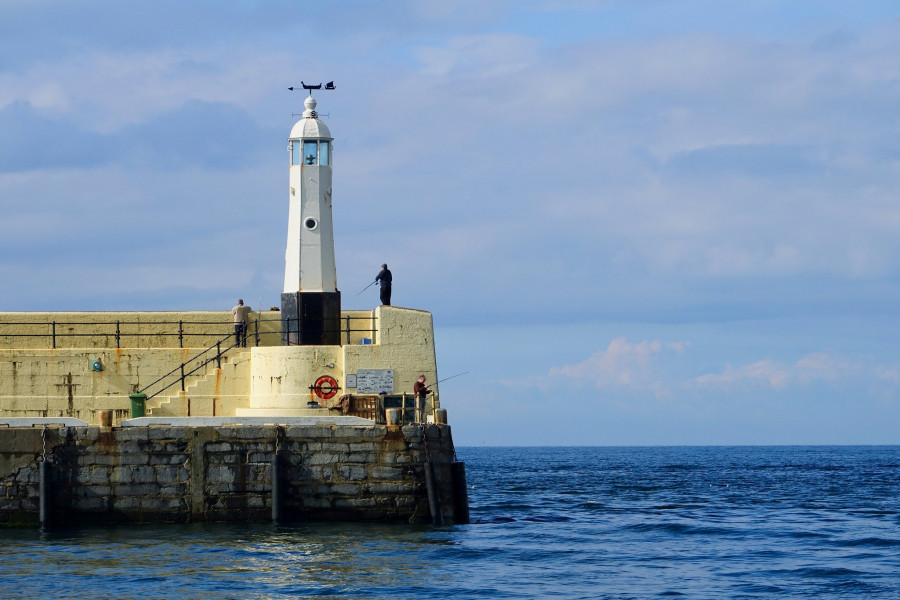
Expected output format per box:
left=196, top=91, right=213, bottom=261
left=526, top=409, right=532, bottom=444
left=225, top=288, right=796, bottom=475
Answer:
left=0, top=307, right=438, bottom=424
left=0, top=423, right=463, bottom=527
left=0, top=348, right=253, bottom=423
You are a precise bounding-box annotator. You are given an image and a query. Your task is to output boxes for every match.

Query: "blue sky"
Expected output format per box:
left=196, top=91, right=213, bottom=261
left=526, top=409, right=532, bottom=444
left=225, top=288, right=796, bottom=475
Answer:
left=2, top=0, right=900, bottom=445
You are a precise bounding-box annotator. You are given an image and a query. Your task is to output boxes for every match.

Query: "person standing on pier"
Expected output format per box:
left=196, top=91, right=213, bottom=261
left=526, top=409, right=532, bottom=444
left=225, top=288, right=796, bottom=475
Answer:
left=375, top=264, right=392, bottom=306
left=413, top=375, right=430, bottom=422
left=413, top=375, right=430, bottom=400
left=232, top=299, right=252, bottom=347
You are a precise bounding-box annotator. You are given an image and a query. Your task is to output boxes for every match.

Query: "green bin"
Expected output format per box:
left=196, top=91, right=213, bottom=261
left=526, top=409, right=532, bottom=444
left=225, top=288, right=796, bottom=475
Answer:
left=129, top=393, right=147, bottom=418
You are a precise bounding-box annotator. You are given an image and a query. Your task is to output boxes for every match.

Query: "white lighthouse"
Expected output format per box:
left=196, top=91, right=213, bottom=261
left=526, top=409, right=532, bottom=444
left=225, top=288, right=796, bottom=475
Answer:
left=281, top=94, right=341, bottom=345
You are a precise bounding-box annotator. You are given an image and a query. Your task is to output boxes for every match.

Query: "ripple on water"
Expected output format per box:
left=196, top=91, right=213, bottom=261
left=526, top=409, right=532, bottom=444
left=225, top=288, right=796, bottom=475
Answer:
left=1, top=446, right=898, bottom=600
left=837, top=536, right=900, bottom=548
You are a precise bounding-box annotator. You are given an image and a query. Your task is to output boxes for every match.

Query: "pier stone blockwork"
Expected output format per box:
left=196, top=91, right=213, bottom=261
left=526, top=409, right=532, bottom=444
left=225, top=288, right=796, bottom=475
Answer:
left=0, top=424, right=463, bottom=527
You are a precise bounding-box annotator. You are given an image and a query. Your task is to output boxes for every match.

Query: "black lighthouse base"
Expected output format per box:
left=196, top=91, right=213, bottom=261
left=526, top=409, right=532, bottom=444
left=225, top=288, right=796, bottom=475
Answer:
left=281, top=291, right=341, bottom=346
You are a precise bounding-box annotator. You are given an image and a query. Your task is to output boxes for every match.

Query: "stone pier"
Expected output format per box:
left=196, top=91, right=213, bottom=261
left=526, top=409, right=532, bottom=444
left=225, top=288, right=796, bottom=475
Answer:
left=0, top=422, right=465, bottom=527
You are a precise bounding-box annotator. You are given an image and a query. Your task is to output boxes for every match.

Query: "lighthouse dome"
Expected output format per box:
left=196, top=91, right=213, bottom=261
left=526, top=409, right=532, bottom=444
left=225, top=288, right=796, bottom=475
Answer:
left=289, top=96, right=332, bottom=140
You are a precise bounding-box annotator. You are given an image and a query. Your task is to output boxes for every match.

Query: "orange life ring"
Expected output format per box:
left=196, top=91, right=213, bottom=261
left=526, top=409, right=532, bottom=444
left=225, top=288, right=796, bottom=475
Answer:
left=313, top=375, right=339, bottom=400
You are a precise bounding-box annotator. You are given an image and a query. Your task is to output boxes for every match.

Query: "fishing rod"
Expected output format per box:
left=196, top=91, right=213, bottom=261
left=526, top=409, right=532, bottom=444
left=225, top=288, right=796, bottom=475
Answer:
left=356, top=280, right=377, bottom=296
left=426, top=371, right=471, bottom=389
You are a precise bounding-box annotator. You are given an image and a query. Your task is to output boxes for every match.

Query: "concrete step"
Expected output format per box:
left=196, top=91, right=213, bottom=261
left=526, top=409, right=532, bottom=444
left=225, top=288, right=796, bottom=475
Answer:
left=147, top=349, right=250, bottom=416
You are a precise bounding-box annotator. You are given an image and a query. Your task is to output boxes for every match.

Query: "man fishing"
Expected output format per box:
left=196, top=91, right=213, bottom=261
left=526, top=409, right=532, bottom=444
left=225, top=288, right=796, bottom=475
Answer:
left=413, top=375, right=430, bottom=401
left=413, top=375, right=431, bottom=423
left=412, top=372, right=470, bottom=421
left=375, top=263, right=392, bottom=306
left=231, top=299, right=252, bottom=347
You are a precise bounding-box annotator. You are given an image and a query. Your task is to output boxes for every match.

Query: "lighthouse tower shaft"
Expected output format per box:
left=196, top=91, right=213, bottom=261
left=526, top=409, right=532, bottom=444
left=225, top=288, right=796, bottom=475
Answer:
left=281, top=95, right=341, bottom=345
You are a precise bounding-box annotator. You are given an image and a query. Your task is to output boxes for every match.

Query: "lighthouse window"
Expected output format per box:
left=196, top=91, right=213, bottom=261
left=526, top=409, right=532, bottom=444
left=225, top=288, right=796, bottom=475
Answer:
left=305, top=217, right=318, bottom=230
left=291, top=141, right=301, bottom=165
left=319, top=142, right=329, bottom=166
left=304, top=141, right=318, bottom=165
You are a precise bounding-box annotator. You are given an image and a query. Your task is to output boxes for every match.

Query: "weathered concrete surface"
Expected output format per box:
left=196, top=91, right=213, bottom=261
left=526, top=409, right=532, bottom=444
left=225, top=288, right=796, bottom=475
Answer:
left=0, top=418, right=89, bottom=426
left=0, top=423, right=464, bottom=527
left=0, top=307, right=441, bottom=425
left=121, top=416, right=373, bottom=427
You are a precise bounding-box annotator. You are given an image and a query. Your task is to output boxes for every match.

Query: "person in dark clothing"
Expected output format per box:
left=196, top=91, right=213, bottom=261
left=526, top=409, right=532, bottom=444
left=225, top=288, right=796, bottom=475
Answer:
left=375, top=263, right=392, bottom=306
left=413, top=375, right=429, bottom=401
left=413, top=375, right=430, bottom=422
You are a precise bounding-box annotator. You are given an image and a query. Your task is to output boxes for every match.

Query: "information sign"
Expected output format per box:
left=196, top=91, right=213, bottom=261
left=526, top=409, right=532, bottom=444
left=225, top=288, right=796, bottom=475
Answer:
left=356, top=369, right=394, bottom=394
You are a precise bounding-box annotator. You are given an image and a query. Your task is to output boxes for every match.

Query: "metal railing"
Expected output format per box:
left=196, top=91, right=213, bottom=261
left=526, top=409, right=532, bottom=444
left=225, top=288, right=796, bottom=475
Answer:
left=282, top=314, right=378, bottom=346
left=138, top=333, right=238, bottom=400
left=0, top=316, right=378, bottom=350
left=340, top=394, right=434, bottom=425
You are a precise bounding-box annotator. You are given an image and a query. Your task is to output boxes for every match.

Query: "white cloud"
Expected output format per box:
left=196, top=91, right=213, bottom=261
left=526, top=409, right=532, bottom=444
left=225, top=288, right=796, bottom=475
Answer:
left=692, top=352, right=876, bottom=391
left=693, top=359, right=792, bottom=389
left=0, top=47, right=292, bottom=132
left=549, top=337, right=688, bottom=397
left=550, top=342, right=899, bottom=406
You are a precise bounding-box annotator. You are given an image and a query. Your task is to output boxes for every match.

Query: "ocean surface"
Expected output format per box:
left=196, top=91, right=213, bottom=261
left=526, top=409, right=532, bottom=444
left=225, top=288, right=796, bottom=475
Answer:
left=1, top=446, right=898, bottom=599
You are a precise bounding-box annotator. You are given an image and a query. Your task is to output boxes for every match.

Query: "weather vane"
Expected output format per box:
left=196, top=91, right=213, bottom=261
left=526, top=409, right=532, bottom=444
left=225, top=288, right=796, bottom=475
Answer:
left=288, top=81, right=336, bottom=96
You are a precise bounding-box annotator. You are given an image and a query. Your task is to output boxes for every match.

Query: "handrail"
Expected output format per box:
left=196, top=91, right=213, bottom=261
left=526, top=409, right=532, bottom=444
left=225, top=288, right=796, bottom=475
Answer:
left=0, top=316, right=372, bottom=326
left=0, top=315, right=378, bottom=349
left=138, top=333, right=237, bottom=400
left=137, top=324, right=378, bottom=402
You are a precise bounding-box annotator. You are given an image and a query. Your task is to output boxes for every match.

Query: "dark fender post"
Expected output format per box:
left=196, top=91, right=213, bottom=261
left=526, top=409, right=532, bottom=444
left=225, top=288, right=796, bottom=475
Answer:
left=451, top=462, right=470, bottom=525
left=272, top=426, right=284, bottom=523
left=271, top=452, right=283, bottom=523
left=39, top=459, right=51, bottom=531
left=424, top=462, right=444, bottom=526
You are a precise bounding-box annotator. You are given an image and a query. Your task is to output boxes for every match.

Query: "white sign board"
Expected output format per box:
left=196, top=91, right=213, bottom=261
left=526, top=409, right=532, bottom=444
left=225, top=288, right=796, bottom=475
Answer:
left=356, top=369, right=394, bottom=394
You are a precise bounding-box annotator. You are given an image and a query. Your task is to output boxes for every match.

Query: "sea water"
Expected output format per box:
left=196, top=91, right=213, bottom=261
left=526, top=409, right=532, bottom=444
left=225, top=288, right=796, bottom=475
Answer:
left=0, top=446, right=897, bottom=599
